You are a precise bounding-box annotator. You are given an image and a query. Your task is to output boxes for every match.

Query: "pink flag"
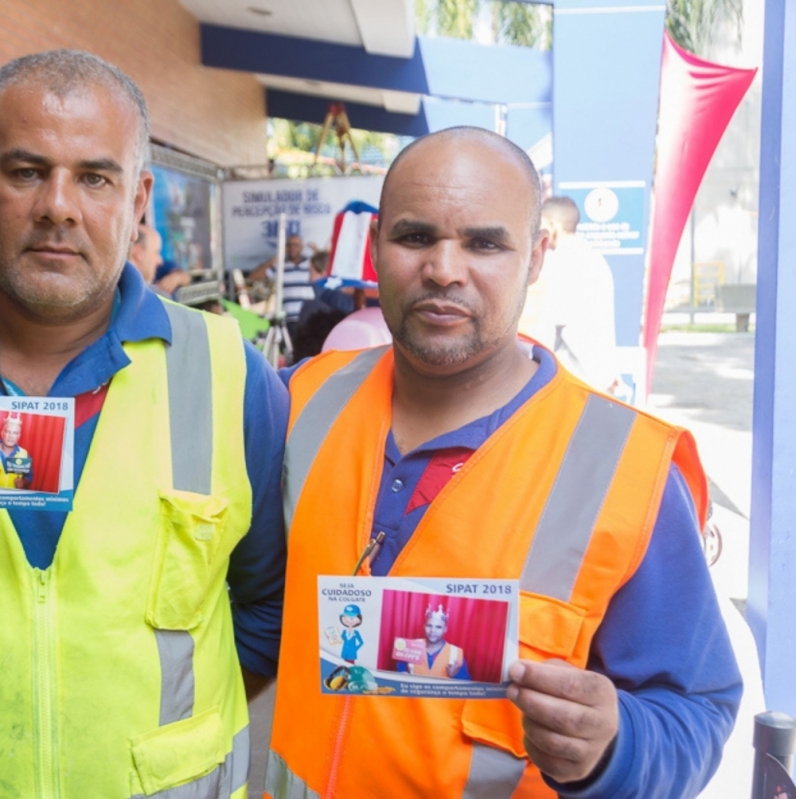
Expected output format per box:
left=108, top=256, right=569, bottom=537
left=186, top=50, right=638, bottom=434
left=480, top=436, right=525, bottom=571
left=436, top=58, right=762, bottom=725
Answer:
left=643, top=32, right=756, bottom=393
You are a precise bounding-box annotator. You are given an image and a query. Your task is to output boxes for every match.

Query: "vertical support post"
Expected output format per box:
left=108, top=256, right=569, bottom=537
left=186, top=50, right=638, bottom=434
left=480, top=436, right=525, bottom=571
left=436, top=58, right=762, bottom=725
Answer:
left=748, top=0, right=796, bottom=716
left=751, top=712, right=796, bottom=799
left=274, top=212, right=286, bottom=318
left=552, top=0, right=665, bottom=348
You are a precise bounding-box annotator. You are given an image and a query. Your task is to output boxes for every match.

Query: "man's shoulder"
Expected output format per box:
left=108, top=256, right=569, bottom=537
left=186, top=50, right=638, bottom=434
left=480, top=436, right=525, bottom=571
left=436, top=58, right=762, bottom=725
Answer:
left=281, top=346, right=390, bottom=391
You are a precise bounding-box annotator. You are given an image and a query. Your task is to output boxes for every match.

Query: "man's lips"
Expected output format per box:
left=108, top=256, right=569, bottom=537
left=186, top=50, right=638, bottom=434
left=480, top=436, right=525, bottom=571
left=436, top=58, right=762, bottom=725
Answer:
left=412, top=301, right=472, bottom=324
left=27, top=246, right=81, bottom=259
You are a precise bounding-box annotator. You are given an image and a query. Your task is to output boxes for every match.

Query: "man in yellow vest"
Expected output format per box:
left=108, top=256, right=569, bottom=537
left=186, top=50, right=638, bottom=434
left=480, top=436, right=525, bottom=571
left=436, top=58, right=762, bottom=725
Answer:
left=0, top=412, right=32, bottom=488
left=269, top=128, right=742, bottom=798
left=0, top=51, right=288, bottom=798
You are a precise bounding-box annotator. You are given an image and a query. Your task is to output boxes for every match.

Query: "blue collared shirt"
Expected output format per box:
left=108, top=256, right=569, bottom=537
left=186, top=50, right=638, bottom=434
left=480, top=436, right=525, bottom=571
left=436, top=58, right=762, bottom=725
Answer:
left=6, top=264, right=288, bottom=677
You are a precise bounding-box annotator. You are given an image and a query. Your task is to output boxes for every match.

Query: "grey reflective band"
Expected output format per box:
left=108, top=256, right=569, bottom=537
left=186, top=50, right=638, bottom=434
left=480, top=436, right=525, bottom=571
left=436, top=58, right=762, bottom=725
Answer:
left=283, top=346, right=388, bottom=533
left=163, top=303, right=213, bottom=495
left=520, top=395, right=636, bottom=600
left=131, top=725, right=249, bottom=799
left=264, top=748, right=320, bottom=799
left=462, top=742, right=526, bottom=799
left=155, top=630, right=195, bottom=725
left=229, top=726, right=250, bottom=794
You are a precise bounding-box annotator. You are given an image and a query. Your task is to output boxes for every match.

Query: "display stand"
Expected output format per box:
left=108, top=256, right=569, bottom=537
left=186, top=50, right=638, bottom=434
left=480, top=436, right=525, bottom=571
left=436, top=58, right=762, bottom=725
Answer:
left=260, top=213, right=293, bottom=367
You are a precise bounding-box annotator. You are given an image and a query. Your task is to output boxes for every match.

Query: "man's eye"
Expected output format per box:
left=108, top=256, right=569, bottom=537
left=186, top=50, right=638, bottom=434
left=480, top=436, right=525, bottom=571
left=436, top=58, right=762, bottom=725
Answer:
left=83, top=174, right=107, bottom=187
left=470, top=239, right=500, bottom=251
left=399, top=232, right=432, bottom=246
left=13, top=167, right=38, bottom=180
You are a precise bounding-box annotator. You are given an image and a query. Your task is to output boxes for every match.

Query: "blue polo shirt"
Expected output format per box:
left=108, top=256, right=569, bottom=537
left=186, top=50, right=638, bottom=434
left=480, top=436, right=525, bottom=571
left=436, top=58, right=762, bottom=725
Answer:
left=282, top=347, right=742, bottom=797
left=4, top=264, right=288, bottom=678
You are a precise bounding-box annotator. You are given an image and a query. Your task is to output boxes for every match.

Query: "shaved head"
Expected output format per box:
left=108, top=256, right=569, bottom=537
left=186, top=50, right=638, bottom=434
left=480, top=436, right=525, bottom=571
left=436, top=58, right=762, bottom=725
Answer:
left=380, top=127, right=543, bottom=239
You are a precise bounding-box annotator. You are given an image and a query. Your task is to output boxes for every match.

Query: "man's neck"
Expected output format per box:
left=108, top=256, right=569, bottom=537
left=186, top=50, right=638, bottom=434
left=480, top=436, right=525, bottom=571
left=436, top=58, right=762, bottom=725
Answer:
left=0, top=292, right=116, bottom=396
left=391, top=342, right=536, bottom=455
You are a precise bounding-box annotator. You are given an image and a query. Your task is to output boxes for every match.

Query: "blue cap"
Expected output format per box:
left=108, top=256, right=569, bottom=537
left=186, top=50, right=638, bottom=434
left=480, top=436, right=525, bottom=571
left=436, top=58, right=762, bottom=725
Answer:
left=342, top=604, right=361, bottom=617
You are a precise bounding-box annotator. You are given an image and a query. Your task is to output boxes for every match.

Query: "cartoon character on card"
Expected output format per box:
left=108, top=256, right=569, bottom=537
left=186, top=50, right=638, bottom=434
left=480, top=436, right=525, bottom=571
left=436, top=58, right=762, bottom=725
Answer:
left=339, top=604, right=364, bottom=664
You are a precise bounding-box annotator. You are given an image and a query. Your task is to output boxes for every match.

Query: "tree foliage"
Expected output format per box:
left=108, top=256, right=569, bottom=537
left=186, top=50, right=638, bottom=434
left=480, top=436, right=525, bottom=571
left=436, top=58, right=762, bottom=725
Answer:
left=665, top=0, right=743, bottom=56
left=491, top=2, right=551, bottom=49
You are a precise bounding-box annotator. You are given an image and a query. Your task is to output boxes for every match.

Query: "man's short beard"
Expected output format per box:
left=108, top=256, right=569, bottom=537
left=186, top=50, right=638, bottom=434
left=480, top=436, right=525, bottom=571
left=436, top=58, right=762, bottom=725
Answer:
left=392, top=321, right=491, bottom=369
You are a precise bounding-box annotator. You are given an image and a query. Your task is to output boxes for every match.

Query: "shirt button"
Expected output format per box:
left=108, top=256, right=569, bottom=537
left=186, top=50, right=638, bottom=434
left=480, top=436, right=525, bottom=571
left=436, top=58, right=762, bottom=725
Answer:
left=391, top=479, right=404, bottom=493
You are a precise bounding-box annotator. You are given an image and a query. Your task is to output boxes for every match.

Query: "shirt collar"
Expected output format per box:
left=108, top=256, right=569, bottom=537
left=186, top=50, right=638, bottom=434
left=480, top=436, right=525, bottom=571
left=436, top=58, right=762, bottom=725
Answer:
left=114, top=261, right=173, bottom=345
left=45, top=263, right=172, bottom=397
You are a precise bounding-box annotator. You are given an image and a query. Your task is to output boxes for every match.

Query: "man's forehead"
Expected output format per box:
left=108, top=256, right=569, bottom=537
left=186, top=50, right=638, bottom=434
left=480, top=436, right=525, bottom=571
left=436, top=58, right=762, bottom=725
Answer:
left=384, top=138, right=534, bottom=212
left=0, top=81, right=139, bottom=151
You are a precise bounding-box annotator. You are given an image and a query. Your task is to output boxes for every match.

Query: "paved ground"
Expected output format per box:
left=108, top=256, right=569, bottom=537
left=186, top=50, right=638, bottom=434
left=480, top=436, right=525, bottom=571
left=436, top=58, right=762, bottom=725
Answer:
left=647, top=330, right=764, bottom=798
left=248, top=330, right=763, bottom=797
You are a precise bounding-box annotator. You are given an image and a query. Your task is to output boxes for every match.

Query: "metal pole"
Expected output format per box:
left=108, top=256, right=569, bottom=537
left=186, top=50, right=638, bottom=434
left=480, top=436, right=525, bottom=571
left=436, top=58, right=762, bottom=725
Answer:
left=275, top=213, right=286, bottom=320
left=752, top=712, right=796, bottom=798
left=263, top=213, right=288, bottom=369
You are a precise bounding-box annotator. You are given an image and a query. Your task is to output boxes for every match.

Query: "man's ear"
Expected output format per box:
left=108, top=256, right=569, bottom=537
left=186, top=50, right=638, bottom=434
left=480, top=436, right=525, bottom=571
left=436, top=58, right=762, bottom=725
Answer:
left=368, top=217, right=380, bottom=275
left=527, top=229, right=550, bottom=288
left=131, top=170, right=154, bottom=242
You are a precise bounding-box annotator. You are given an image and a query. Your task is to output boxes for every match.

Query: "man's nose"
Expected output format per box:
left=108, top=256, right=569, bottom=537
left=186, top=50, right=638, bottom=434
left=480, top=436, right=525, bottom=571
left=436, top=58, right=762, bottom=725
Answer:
left=422, top=240, right=468, bottom=287
left=33, top=171, right=81, bottom=226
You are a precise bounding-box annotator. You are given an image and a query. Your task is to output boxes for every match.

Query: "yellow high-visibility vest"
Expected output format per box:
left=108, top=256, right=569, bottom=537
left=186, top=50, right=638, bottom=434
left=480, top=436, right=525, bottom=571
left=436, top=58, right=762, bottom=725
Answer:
left=0, top=302, right=253, bottom=799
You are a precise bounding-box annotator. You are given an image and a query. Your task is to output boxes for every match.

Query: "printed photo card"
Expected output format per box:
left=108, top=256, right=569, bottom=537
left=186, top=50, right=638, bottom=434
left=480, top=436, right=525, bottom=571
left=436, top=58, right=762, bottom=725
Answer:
left=0, top=397, right=75, bottom=511
left=318, top=575, right=519, bottom=699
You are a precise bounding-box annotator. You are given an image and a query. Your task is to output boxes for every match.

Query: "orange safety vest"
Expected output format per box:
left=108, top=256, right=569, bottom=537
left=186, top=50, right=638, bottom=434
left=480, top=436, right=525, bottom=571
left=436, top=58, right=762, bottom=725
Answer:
left=267, top=345, right=707, bottom=799
left=409, top=642, right=464, bottom=678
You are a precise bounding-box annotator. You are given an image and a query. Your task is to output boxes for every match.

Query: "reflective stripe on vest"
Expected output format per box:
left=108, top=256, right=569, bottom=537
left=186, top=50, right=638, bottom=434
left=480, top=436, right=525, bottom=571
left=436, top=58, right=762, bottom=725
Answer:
left=163, top=302, right=213, bottom=495
left=155, top=629, right=195, bottom=725
left=132, top=725, right=250, bottom=799
left=462, top=742, right=526, bottom=799
left=284, top=346, right=388, bottom=533
left=264, top=748, right=320, bottom=799
left=520, top=395, right=635, bottom=600
left=157, top=305, right=212, bottom=730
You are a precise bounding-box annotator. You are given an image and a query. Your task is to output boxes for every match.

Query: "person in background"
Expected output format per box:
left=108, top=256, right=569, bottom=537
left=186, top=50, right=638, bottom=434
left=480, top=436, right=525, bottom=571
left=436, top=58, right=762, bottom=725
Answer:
left=249, top=234, right=314, bottom=340
left=0, top=49, right=287, bottom=799
left=154, top=257, right=191, bottom=297
left=521, top=196, right=619, bottom=394
left=128, top=222, right=163, bottom=285
left=266, top=127, right=741, bottom=799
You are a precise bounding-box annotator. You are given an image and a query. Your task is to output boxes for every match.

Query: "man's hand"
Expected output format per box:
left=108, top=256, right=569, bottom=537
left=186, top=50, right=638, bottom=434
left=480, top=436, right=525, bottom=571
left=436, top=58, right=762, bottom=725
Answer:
left=506, top=659, right=618, bottom=784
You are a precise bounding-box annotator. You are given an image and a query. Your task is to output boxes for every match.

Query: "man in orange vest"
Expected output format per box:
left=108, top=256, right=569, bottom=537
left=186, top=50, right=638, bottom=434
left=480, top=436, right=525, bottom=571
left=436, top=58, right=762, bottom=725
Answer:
left=395, top=603, right=470, bottom=680
left=268, top=127, right=742, bottom=798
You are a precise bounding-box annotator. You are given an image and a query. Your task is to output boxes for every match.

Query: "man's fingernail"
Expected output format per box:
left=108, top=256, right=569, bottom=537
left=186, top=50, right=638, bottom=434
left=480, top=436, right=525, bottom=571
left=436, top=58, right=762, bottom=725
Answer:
left=509, top=661, right=524, bottom=682
left=506, top=684, right=518, bottom=702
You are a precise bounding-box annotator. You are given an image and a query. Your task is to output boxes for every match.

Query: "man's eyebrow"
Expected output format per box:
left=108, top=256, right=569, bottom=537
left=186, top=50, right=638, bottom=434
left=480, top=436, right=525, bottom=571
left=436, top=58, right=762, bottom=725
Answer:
left=0, top=150, right=124, bottom=175
left=461, top=225, right=512, bottom=244
left=77, top=158, right=124, bottom=174
left=0, top=148, right=51, bottom=167
left=388, top=219, right=438, bottom=237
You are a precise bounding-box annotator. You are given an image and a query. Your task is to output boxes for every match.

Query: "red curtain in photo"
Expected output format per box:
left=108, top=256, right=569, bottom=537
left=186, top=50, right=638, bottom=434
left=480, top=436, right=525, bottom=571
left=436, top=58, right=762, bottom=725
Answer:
left=378, top=590, right=510, bottom=683
left=643, top=32, right=756, bottom=392
left=13, top=413, right=66, bottom=493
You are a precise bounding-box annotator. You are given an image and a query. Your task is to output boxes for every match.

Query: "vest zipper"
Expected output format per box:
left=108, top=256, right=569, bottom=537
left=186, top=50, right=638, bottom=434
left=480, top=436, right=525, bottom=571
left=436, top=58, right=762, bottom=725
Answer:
left=33, top=568, right=60, bottom=799
left=325, top=696, right=352, bottom=796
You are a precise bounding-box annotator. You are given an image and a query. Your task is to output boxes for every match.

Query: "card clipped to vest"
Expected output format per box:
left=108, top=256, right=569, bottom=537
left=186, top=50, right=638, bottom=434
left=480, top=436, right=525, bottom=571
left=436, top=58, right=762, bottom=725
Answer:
left=0, top=396, right=75, bottom=511
left=318, top=575, right=519, bottom=699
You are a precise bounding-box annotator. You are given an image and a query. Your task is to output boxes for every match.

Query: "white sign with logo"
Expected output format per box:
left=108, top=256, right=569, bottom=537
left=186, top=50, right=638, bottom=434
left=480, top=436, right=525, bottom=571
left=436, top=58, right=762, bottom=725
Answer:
left=222, top=176, right=384, bottom=273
